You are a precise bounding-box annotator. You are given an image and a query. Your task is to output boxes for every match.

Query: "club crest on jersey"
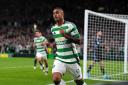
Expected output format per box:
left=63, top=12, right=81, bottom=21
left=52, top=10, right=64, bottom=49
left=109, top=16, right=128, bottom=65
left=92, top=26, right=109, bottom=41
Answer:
left=53, top=32, right=56, bottom=34
left=52, top=32, right=56, bottom=35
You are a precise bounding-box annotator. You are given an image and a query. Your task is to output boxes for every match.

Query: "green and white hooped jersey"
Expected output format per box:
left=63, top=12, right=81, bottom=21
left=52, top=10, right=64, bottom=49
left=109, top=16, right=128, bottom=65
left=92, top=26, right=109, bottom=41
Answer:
left=51, top=21, right=80, bottom=64
left=34, top=36, right=47, bottom=55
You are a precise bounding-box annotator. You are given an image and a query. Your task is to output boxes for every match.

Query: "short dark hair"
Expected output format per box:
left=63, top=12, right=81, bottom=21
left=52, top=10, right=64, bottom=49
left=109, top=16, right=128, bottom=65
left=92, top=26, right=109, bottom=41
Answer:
left=53, top=7, right=64, bottom=12
left=34, top=30, right=41, bottom=33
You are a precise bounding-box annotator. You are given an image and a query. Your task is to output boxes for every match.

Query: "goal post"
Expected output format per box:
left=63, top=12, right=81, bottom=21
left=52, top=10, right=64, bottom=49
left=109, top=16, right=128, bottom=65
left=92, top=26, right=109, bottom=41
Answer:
left=83, top=10, right=89, bottom=79
left=124, top=24, right=128, bottom=73
left=83, top=10, right=128, bottom=81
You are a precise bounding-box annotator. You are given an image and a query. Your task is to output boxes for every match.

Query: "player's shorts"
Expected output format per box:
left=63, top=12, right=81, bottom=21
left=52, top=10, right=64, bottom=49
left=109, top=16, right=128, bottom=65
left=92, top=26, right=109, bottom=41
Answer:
left=36, top=52, right=47, bottom=59
left=93, top=48, right=103, bottom=62
left=52, top=59, right=82, bottom=80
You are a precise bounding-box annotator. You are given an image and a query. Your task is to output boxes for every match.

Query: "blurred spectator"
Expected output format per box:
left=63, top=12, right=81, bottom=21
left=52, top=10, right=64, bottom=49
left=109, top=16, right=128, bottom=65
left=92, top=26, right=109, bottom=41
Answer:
left=0, top=25, right=34, bottom=54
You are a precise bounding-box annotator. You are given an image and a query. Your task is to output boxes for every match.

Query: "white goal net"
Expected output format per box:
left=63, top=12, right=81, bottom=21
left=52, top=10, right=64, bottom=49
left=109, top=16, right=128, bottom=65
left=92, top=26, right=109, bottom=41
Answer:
left=83, top=10, right=128, bottom=81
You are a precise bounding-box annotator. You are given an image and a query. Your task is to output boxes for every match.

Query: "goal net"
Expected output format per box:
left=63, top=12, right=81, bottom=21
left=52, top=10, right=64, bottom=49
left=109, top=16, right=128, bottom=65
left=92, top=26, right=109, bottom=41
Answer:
left=83, top=10, right=128, bottom=81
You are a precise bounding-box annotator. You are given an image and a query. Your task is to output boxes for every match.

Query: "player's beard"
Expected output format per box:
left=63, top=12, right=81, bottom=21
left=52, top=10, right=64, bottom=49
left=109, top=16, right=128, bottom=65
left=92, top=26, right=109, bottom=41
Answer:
left=54, top=18, right=63, bottom=23
left=54, top=18, right=60, bottom=22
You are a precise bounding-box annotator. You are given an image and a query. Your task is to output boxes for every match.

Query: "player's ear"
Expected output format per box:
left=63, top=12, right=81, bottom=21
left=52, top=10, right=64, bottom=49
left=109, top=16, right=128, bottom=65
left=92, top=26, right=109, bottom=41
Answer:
left=63, top=13, right=64, bottom=18
left=62, top=12, right=64, bottom=19
left=61, top=10, right=64, bottom=17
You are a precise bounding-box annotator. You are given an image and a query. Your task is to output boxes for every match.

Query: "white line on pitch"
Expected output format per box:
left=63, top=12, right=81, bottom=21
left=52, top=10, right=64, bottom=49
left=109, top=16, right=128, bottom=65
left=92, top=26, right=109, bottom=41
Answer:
left=0, top=66, right=32, bottom=69
left=0, top=65, right=53, bottom=70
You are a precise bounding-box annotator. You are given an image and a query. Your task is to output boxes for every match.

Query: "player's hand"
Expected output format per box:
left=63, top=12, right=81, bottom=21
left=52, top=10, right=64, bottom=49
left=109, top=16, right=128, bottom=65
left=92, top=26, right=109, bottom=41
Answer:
left=42, top=42, right=46, bottom=46
left=60, top=29, right=65, bottom=34
left=60, top=30, right=70, bottom=39
left=60, top=29, right=80, bottom=44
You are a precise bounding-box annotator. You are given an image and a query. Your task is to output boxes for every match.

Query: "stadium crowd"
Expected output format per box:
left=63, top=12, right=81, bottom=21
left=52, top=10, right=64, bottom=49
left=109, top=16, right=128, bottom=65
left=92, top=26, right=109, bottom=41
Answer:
left=0, top=25, right=33, bottom=54
left=0, top=0, right=127, bottom=55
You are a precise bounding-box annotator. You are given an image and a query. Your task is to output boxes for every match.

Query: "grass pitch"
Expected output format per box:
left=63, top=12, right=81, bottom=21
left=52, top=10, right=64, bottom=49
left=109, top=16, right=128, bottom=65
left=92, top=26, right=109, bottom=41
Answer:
left=0, top=57, right=125, bottom=85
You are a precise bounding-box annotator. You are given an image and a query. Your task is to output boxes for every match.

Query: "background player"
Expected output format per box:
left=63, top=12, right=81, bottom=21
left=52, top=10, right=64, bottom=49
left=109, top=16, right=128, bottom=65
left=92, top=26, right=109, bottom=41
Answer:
left=33, top=30, right=49, bottom=75
left=87, top=31, right=107, bottom=79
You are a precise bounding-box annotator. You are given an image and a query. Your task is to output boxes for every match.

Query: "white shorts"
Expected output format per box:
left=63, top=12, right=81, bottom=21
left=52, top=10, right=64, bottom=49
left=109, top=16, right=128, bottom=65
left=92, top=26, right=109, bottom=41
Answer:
left=52, top=59, right=82, bottom=80
left=36, top=52, right=47, bottom=59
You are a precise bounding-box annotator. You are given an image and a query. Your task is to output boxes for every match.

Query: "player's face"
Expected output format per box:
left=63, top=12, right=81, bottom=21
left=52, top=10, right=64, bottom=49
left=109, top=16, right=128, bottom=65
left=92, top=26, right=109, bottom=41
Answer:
left=53, top=9, right=64, bottom=22
left=99, top=32, right=102, bottom=36
left=97, top=31, right=102, bottom=37
left=35, top=32, right=41, bottom=37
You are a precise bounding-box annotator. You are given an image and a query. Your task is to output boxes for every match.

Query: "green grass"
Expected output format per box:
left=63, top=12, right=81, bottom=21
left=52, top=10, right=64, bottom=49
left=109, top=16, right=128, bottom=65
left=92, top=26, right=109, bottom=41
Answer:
left=0, top=57, right=125, bottom=85
left=87, top=60, right=128, bottom=80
